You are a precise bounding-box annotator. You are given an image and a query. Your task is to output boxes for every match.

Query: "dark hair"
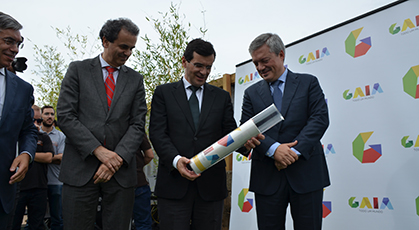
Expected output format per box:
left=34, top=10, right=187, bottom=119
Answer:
left=249, top=33, right=286, bottom=59
left=183, top=38, right=216, bottom=62
left=41, top=105, right=54, bottom=114
left=99, top=18, right=139, bottom=44
left=0, top=12, right=22, bottom=32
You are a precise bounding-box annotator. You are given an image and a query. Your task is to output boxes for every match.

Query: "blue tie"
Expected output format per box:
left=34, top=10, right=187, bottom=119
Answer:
left=272, top=80, right=283, bottom=112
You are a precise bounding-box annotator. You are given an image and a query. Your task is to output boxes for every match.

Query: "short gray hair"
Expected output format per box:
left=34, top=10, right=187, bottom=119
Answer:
left=0, top=12, right=22, bottom=32
left=249, top=33, right=285, bottom=59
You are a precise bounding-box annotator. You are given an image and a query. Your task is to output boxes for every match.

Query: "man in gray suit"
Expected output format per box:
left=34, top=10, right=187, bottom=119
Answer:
left=57, top=18, right=146, bottom=230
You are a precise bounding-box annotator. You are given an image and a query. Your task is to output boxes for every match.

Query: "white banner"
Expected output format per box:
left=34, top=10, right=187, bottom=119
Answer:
left=231, top=0, right=419, bottom=229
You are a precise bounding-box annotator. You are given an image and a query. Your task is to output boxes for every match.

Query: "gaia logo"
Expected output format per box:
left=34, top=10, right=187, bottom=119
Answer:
left=402, top=65, right=419, bottom=99
left=322, top=201, right=332, bottom=218
left=238, top=188, right=253, bottom=213
left=323, top=144, right=336, bottom=154
left=345, top=27, right=372, bottom=58
left=236, top=153, right=250, bottom=162
left=343, top=83, right=383, bottom=100
left=238, top=71, right=260, bottom=85
left=389, top=15, right=419, bottom=35
left=349, top=197, right=393, bottom=210
left=352, top=132, right=382, bottom=163
left=299, top=47, right=330, bottom=64
left=401, top=135, right=419, bottom=148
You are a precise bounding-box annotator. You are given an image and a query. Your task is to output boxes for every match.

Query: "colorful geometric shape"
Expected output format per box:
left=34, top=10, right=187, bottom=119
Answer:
left=238, top=188, right=253, bottom=213
left=191, top=155, right=206, bottom=172
left=322, top=201, right=332, bottom=218
left=345, top=27, right=372, bottom=58
left=352, top=132, right=382, bottom=163
left=217, top=135, right=235, bottom=147
left=206, top=154, right=220, bottom=164
left=402, top=65, right=419, bottom=99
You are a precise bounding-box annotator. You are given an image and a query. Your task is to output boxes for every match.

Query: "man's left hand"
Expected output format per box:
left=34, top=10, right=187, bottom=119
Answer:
left=244, top=133, right=265, bottom=151
left=93, top=163, right=115, bottom=184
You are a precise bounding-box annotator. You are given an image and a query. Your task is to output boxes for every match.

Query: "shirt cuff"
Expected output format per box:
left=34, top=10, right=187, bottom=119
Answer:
left=173, top=155, right=182, bottom=169
left=20, top=151, right=33, bottom=163
left=267, top=143, right=302, bottom=158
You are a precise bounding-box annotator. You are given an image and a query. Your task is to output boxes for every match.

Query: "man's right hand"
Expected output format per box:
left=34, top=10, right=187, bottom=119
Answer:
left=273, top=140, right=299, bottom=169
left=93, top=146, right=123, bottom=173
left=177, top=157, right=200, bottom=181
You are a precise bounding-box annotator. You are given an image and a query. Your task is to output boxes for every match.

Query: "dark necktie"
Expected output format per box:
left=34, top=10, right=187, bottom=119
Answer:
left=105, top=66, right=116, bottom=109
left=272, top=80, right=283, bottom=112
left=189, top=86, right=200, bottom=130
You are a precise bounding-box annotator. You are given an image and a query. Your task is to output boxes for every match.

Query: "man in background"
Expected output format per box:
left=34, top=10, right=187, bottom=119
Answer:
left=40, top=105, right=65, bottom=230
left=12, top=105, right=53, bottom=230
left=0, top=12, right=37, bottom=229
left=132, top=135, right=154, bottom=230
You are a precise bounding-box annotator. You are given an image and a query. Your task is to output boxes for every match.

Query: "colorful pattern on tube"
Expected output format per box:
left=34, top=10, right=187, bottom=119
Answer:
left=190, top=104, right=283, bottom=174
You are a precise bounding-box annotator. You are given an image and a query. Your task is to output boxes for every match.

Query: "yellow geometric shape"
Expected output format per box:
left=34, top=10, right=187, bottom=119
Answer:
left=360, top=197, right=372, bottom=209
left=402, top=19, right=415, bottom=31
left=411, top=65, right=419, bottom=76
left=360, top=131, right=373, bottom=143
left=234, top=127, right=242, bottom=131
left=415, top=135, right=419, bottom=148
left=352, top=27, right=364, bottom=39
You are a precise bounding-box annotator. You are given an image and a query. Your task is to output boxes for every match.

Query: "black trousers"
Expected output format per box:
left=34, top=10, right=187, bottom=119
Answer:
left=158, top=181, right=224, bottom=230
left=255, top=171, right=324, bottom=230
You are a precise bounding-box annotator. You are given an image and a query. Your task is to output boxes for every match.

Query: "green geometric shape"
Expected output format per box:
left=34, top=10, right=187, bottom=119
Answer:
left=416, top=196, right=419, bottom=216
left=401, top=136, right=414, bottom=148
left=403, top=65, right=419, bottom=99
left=345, top=33, right=356, bottom=57
left=352, top=134, right=365, bottom=162
left=238, top=189, right=248, bottom=210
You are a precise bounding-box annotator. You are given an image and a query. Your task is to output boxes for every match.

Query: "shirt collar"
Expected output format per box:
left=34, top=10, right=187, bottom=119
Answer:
left=0, top=68, right=5, bottom=76
left=99, top=54, right=120, bottom=70
left=182, top=77, right=203, bottom=90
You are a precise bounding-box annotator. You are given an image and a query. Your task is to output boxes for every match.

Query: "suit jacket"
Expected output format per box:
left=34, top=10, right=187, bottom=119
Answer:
left=57, top=56, right=147, bottom=188
left=149, top=80, right=237, bottom=201
left=241, top=70, right=330, bottom=195
left=0, top=70, right=37, bottom=214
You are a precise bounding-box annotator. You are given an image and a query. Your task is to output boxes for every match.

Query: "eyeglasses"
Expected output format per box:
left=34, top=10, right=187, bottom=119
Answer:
left=188, top=61, right=212, bottom=71
left=33, top=118, right=43, bottom=124
left=1, top=36, right=24, bottom=49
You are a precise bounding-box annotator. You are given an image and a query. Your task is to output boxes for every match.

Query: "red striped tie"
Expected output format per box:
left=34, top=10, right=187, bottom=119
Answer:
left=105, top=66, right=116, bottom=109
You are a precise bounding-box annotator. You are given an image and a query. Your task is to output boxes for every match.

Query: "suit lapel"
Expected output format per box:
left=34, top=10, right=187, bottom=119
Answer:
left=281, top=70, right=299, bottom=118
left=198, top=83, right=215, bottom=133
left=172, top=80, right=196, bottom=132
left=109, top=65, right=128, bottom=115
left=257, top=80, right=273, bottom=108
left=1, top=71, right=17, bottom=125
left=90, top=56, right=109, bottom=114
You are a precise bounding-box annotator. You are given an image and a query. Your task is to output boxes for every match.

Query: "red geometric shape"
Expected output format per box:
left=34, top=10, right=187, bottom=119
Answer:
left=242, top=201, right=253, bottom=213
left=362, top=148, right=381, bottom=163
left=354, top=42, right=372, bottom=57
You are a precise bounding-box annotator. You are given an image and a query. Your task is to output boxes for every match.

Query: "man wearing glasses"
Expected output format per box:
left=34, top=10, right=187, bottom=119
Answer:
left=0, top=12, right=37, bottom=229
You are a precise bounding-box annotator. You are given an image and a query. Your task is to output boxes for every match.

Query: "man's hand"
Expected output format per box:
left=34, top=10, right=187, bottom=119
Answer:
left=177, top=157, right=200, bottom=181
left=244, top=133, right=265, bottom=151
left=93, top=164, right=115, bottom=184
left=273, top=140, right=299, bottom=170
left=52, top=153, right=63, bottom=165
left=93, top=146, right=123, bottom=173
left=9, top=153, right=31, bottom=184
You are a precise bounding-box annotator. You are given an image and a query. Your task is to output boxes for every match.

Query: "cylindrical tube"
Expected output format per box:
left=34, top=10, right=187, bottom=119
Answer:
left=189, top=104, right=284, bottom=174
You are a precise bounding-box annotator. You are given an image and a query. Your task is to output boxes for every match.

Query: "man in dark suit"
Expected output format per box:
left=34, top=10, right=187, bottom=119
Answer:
left=57, top=18, right=146, bottom=230
left=149, top=39, right=261, bottom=230
left=240, top=33, right=330, bottom=230
left=0, top=12, right=38, bottom=229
